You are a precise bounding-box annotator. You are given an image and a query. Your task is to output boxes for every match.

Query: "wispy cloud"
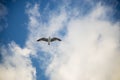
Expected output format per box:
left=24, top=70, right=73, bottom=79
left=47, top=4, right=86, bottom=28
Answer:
left=0, top=3, right=8, bottom=32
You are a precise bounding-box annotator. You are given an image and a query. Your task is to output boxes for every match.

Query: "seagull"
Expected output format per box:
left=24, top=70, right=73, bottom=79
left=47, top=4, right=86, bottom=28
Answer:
left=37, top=37, right=61, bottom=45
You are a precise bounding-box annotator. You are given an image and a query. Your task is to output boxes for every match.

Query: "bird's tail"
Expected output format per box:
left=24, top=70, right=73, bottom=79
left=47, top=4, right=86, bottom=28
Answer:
left=48, top=42, right=50, bottom=45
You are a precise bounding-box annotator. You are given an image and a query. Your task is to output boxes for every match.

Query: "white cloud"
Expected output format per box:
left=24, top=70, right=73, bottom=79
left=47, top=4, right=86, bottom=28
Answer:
left=48, top=5, right=120, bottom=80
left=1, top=1, right=119, bottom=80
left=0, top=3, right=36, bottom=80
left=0, top=42, right=36, bottom=80
left=25, top=2, right=120, bottom=80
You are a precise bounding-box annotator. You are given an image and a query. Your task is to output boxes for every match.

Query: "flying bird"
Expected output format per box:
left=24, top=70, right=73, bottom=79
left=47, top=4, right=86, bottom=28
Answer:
left=37, top=37, right=61, bottom=45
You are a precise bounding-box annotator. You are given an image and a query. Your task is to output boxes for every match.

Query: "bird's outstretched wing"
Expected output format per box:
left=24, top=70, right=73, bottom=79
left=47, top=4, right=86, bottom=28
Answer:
left=37, top=38, right=48, bottom=42
left=51, top=37, right=61, bottom=42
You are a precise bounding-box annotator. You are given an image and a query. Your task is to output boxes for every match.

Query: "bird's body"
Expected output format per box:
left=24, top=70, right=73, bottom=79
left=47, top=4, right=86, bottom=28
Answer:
left=37, top=37, right=61, bottom=45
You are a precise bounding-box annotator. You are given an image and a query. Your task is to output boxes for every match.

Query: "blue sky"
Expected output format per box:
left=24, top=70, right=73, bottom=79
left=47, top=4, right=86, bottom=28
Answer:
left=0, top=0, right=120, bottom=80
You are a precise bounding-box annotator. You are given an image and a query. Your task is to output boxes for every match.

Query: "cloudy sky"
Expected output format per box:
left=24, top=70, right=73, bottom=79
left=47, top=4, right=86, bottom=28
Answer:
left=0, top=0, right=120, bottom=80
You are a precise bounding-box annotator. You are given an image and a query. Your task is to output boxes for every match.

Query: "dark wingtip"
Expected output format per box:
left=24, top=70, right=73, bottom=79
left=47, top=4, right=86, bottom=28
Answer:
left=58, top=38, right=62, bottom=41
left=37, top=40, right=39, bottom=41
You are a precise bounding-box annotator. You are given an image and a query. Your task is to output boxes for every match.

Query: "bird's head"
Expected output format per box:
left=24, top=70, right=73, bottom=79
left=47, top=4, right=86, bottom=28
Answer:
left=49, top=36, right=50, bottom=39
